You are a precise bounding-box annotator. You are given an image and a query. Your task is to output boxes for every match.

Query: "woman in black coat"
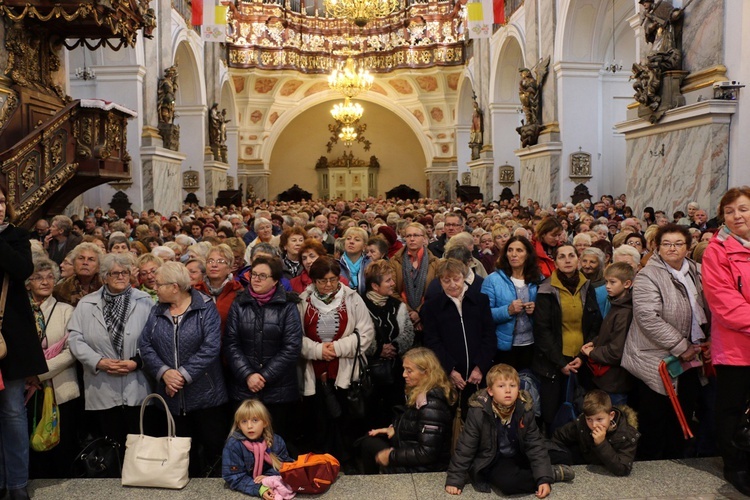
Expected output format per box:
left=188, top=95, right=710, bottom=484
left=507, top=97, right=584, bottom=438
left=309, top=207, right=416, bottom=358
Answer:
left=421, top=258, right=496, bottom=416
left=223, top=256, right=302, bottom=437
left=360, top=347, right=456, bottom=473
left=0, top=186, right=48, bottom=499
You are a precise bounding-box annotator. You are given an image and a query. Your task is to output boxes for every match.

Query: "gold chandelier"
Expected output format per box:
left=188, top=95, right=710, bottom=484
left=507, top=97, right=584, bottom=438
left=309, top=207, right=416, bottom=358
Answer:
left=331, top=98, right=364, bottom=124
left=324, top=0, right=400, bottom=27
left=328, top=55, right=374, bottom=99
left=339, top=125, right=358, bottom=145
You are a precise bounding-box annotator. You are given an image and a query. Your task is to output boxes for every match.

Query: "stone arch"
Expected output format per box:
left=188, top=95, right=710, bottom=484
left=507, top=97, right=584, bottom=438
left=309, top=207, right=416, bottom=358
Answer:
left=489, top=24, right=526, bottom=104
left=556, top=0, right=635, bottom=65
left=454, top=74, right=475, bottom=174
left=261, top=91, right=434, bottom=169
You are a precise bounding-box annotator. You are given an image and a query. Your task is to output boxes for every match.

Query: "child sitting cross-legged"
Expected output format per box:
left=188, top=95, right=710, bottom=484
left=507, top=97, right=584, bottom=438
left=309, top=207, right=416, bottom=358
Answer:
left=222, top=400, right=295, bottom=500
left=551, top=389, right=640, bottom=476
left=445, top=364, right=574, bottom=498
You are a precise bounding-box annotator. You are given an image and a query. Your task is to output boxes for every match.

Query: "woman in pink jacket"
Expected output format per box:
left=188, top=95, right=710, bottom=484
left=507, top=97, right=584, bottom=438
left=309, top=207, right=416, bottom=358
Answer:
left=702, top=186, right=750, bottom=496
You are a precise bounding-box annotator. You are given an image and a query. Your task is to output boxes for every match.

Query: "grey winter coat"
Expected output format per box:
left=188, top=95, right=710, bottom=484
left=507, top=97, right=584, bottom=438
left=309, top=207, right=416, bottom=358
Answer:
left=445, top=389, right=553, bottom=492
left=68, top=287, right=154, bottom=410
left=139, top=288, right=228, bottom=414
left=621, top=255, right=708, bottom=395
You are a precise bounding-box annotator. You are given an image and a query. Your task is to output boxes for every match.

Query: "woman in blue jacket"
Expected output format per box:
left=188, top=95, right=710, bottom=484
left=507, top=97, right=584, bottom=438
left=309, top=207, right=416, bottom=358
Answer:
left=139, top=261, right=228, bottom=477
left=481, top=236, right=543, bottom=371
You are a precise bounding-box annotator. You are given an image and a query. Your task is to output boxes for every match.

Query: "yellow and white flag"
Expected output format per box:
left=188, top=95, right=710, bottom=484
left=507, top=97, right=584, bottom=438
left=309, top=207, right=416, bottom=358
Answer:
left=192, top=0, right=229, bottom=42
left=466, top=0, right=493, bottom=39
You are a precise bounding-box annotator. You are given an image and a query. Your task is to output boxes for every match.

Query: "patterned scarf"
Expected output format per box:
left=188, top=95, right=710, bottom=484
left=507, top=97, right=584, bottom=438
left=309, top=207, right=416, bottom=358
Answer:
left=718, top=225, right=750, bottom=248
left=283, top=253, right=301, bottom=278
left=313, top=282, right=342, bottom=305
left=402, top=248, right=429, bottom=310
left=102, top=286, right=132, bottom=358
left=342, top=253, right=363, bottom=289
left=492, top=400, right=516, bottom=425
left=30, top=294, right=48, bottom=349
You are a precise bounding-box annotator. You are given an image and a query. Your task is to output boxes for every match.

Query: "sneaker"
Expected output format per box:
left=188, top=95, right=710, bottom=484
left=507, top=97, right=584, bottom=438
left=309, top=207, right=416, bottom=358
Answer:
left=553, top=464, right=575, bottom=483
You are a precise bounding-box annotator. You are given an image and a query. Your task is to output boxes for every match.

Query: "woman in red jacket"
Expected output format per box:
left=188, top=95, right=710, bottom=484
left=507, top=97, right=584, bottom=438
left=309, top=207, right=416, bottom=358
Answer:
left=194, top=243, right=243, bottom=336
left=702, top=186, right=750, bottom=496
left=532, top=217, right=564, bottom=278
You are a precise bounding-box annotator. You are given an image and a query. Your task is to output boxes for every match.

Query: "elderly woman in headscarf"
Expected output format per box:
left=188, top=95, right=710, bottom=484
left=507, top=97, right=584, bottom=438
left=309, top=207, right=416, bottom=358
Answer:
left=68, top=252, right=155, bottom=450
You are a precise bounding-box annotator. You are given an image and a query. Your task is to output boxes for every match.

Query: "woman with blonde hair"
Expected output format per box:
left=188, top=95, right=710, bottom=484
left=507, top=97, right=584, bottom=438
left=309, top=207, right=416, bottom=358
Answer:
left=359, top=347, right=456, bottom=474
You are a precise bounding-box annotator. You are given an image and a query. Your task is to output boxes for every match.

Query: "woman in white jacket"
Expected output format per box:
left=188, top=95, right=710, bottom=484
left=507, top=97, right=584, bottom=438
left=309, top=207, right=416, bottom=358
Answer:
left=25, top=258, right=78, bottom=478
left=298, top=256, right=374, bottom=465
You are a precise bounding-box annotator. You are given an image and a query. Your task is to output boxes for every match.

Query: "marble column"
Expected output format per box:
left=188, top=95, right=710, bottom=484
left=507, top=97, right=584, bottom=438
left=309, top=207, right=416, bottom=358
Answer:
left=204, top=159, right=229, bottom=204
left=237, top=160, right=269, bottom=200
left=614, top=100, right=736, bottom=216
left=426, top=158, right=458, bottom=202
left=141, top=144, right=186, bottom=215
left=467, top=158, right=494, bottom=201
left=516, top=142, right=562, bottom=208
left=490, top=103, right=522, bottom=198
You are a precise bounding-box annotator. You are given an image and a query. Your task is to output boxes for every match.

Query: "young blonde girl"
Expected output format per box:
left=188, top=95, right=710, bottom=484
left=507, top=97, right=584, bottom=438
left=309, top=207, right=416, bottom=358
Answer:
left=222, top=400, right=294, bottom=499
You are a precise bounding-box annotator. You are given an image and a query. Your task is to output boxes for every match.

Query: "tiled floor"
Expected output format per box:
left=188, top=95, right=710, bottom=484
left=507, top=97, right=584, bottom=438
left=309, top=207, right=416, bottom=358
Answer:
left=29, top=457, right=747, bottom=499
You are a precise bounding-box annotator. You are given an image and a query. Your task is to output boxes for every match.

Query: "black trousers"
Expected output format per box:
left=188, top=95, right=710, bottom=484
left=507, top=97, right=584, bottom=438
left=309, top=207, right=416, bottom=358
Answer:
left=157, top=404, right=229, bottom=477
left=493, top=345, right=534, bottom=372
left=633, top=369, right=700, bottom=460
left=91, top=405, right=159, bottom=453
left=357, top=435, right=391, bottom=474
left=715, top=365, right=750, bottom=473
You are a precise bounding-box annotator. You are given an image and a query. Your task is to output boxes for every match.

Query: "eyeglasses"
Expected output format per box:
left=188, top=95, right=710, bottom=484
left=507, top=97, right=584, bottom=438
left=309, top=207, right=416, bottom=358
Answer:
left=404, top=234, right=423, bottom=239
left=315, top=277, right=339, bottom=286
left=108, top=270, right=131, bottom=278
left=139, top=269, right=157, bottom=277
left=206, top=259, right=228, bottom=266
left=29, top=275, right=55, bottom=283
left=444, top=223, right=463, bottom=228
left=627, top=241, right=643, bottom=247
left=660, top=241, right=686, bottom=249
left=250, top=272, right=271, bottom=281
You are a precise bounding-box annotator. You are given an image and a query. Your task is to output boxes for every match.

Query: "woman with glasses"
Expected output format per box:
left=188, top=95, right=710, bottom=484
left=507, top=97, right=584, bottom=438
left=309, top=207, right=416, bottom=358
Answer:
left=223, top=256, right=302, bottom=438
left=139, top=261, right=228, bottom=476
left=25, top=258, right=79, bottom=478
left=194, top=244, right=243, bottom=336
left=68, top=253, right=155, bottom=451
left=624, top=233, right=648, bottom=256
left=622, top=224, right=709, bottom=460
left=135, top=253, right=163, bottom=302
left=298, top=256, right=374, bottom=464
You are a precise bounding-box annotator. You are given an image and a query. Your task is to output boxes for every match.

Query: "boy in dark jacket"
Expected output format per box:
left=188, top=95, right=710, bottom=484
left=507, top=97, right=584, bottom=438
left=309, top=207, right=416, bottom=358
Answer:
left=445, top=364, right=574, bottom=498
left=552, top=389, right=640, bottom=476
left=580, top=262, right=635, bottom=405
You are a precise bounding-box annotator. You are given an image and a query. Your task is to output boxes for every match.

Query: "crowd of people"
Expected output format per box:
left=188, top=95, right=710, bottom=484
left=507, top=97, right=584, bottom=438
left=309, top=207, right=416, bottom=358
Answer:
left=0, top=185, right=748, bottom=499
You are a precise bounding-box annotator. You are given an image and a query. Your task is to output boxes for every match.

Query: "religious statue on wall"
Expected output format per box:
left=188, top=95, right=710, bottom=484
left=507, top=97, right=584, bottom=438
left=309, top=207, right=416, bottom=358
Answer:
left=157, top=65, right=180, bottom=151
left=516, top=56, right=550, bottom=148
left=468, top=92, right=483, bottom=160
left=208, top=103, right=231, bottom=162
left=631, top=0, right=686, bottom=123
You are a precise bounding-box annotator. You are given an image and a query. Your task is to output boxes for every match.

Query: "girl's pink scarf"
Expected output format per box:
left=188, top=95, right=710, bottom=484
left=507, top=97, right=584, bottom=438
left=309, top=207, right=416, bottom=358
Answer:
left=241, top=439, right=274, bottom=478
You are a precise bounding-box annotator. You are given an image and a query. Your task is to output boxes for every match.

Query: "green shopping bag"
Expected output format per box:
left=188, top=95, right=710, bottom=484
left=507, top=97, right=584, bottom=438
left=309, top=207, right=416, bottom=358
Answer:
left=31, top=384, right=60, bottom=452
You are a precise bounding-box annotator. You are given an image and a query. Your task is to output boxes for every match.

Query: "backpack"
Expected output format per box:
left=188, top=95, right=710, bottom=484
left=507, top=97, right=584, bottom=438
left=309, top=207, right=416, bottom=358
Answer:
left=279, top=453, right=340, bottom=494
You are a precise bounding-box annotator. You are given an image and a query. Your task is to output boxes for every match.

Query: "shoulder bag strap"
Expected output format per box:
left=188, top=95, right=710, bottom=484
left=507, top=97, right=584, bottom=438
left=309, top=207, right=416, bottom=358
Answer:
left=350, top=328, right=361, bottom=386
left=0, top=275, right=9, bottom=330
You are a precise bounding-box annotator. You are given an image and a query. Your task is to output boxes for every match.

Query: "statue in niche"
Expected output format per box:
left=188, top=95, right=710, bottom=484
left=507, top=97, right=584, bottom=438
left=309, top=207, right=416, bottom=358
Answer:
left=631, top=0, right=685, bottom=123
left=468, top=92, right=483, bottom=160
left=516, top=56, right=550, bottom=148
left=208, top=104, right=231, bottom=162
left=158, top=66, right=178, bottom=125
left=158, top=65, right=180, bottom=150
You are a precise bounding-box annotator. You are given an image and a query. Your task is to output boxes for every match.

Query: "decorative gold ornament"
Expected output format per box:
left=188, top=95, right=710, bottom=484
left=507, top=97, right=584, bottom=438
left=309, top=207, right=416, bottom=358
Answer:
left=331, top=98, right=363, bottom=125
left=339, top=125, right=357, bottom=146
left=324, top=0, right=399, bottom=27
left=328, top=55, right=373, bottom=98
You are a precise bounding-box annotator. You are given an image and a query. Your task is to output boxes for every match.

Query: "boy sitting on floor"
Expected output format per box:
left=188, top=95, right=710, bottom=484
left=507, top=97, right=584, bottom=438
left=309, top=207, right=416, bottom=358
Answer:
left=552, top=389, right=640, bottom=476
left=445, top=364, right=574, bottom=498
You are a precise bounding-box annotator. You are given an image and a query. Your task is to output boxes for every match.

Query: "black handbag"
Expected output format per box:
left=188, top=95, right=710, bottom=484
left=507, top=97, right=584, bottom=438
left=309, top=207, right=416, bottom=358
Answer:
left=368, top=358, right=396, bottom=386
left=346, top=329, right=372, bottom=419
left=71, top=437, right=122, bottom=478
left=733, top=404, right=750, bottom=452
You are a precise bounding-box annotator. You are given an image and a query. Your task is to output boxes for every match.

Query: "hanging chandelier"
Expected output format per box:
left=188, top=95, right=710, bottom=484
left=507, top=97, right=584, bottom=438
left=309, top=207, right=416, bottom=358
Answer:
left=339, top=125, right=358, bottom=145
left=331, top=98, right=364, bottom=125
left=324, top=0, right=400, bottom=27
left=328, top=55, right=374, bottom=98
left=603, top=0, right=622, bottom=74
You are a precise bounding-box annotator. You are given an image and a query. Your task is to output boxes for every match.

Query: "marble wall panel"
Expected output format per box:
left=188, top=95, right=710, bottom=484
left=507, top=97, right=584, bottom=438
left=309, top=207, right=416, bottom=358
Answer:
left=681, top=0, right=724, bottom=73
left=520, top=153, right=560, bottom=208
left=524, top=0, right=538, bottom=70
left=247, top=176, right=269, bottom=200
left=539, top=0, right=556, bottom=125
left=625, top=123, right=729, bottom=216
left=152, top=160, right=181, bottom=214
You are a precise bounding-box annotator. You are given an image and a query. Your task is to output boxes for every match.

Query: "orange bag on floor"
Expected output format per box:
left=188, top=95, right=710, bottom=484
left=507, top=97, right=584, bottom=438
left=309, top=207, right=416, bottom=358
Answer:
left=280, top=453, right=340, bottom=494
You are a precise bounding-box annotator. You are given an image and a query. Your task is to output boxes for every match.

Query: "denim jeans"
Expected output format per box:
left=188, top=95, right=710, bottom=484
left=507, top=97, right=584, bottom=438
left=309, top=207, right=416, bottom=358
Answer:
left=0, top=377, right=30, bottom=489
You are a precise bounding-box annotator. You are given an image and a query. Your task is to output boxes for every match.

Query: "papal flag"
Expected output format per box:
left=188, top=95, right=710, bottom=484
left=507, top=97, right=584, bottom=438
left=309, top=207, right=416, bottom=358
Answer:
left=192, top=0, right=229, bottom=42
left=467, top=0, right=505, bottom=39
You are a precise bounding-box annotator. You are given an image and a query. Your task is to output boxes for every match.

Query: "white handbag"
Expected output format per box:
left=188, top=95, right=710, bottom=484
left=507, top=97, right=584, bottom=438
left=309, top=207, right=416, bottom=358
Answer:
left=121, top=393, right=192, bottom=489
